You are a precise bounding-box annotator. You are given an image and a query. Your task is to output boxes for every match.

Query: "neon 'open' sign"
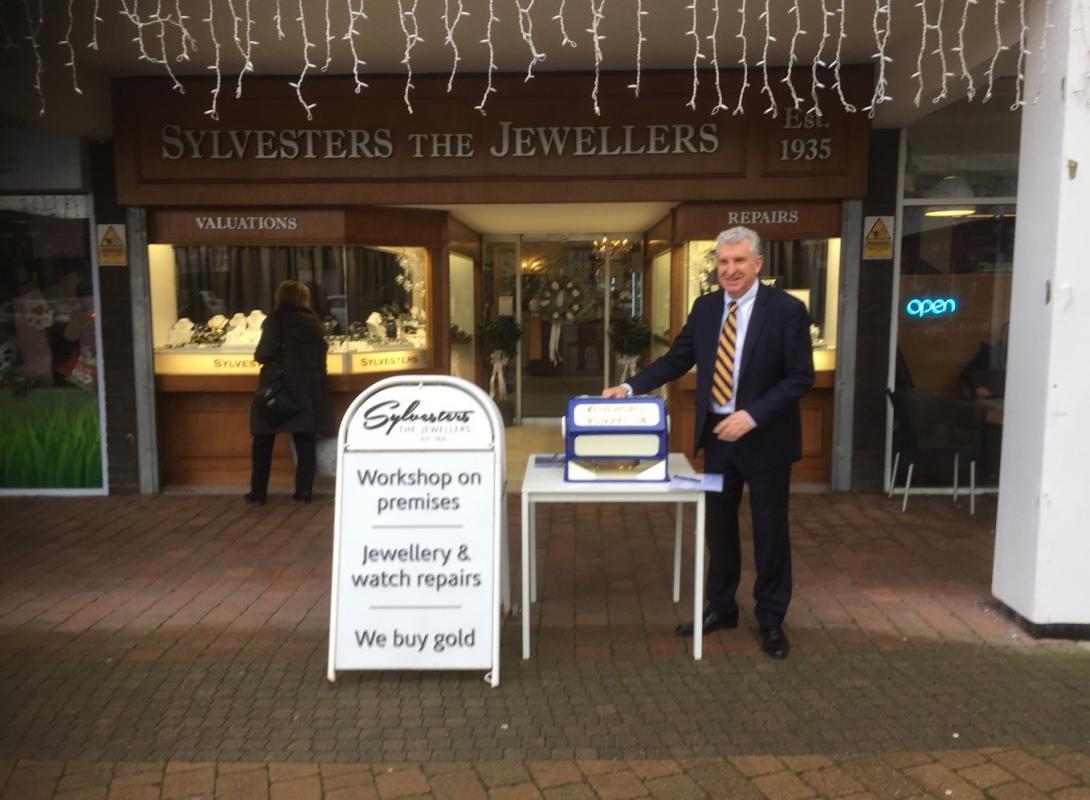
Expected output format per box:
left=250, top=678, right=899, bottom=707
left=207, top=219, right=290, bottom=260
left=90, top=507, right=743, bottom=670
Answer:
left=905, top=297, right=957, bottom=318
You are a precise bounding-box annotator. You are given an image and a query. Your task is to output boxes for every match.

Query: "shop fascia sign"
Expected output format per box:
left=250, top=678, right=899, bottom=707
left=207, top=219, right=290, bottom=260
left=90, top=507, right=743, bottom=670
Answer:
left=159, top=120, right=722, bottom=161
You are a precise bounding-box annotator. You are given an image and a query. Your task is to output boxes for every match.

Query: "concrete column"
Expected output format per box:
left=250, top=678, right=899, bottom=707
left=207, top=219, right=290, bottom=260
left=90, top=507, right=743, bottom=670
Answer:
left=992, top=0, right=1090, bottom=627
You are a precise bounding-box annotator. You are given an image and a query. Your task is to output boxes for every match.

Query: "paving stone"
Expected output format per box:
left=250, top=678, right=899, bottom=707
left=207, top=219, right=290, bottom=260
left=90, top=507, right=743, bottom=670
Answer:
left=957, top=762, right=1015, bottom=789
left=644, top=773, right=706, bottom=800
left=373, top=767, right=428, bottom=799
left=586, top=769, right=648, bottom=799
left=526, top=761, right=582, bottom=788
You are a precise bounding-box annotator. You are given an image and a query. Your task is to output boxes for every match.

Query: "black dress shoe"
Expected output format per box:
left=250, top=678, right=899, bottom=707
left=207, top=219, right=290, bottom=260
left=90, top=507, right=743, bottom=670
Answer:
left=759, top=625, right=789, bottom=659
left=244, top=492, right=266, bottom=505
left=291, top=491, right=312, bottom=503
left=675, top=607, right=739, bottom=637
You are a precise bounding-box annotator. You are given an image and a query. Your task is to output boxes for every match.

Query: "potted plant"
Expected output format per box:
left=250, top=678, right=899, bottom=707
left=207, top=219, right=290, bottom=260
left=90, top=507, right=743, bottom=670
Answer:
left=608, top=316, right=651, bottom=384
left=477, top=315, right=521, bottom=425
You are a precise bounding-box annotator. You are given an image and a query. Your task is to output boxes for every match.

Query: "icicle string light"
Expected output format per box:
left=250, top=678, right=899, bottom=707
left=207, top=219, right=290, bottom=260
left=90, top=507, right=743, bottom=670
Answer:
left=225, top=0, right=255, bottom=99
left=1, top=15, right=18, bottom=49
left=983, top=0, right=1008, bottom=102
left=441, top=0, right=468, bottom=92
left=344, top=0, right=368, bottom=93
left=782, top=1, right=805, bottom=110
left=1077, top=0, right=1090, bottom=104
left=204, top=0, right=222, bottom=118
left=931, top=0, right=952, bottom=103
left=832, top=0, right=857, bottom=111
left=758, top=0, right=778, bottom=116
left=809, top=0, right=833, bottom=117
left=475, top=0, right=497, bottom=114
left=118, top=0, right=158, bottom=65
left=589, top=0, right=606, bottom=115
left=866, top=0, right=893, bottom=116
left=288, top=0, right=318, bottom=119
left=174, top=0, right=196, bottom=61
left=685, top=0, right=703, bottom=110
left=274, top=0, right=285, bottom=39
left=61, top=0, right=82, bottom=95
left=734, top=0, right=751, bottom=115
left=708, top=0, right=729, bottom=113
left=25, top=0, right=45, bottom=115
left=628, top=0, right=647, bottom=97
left=912, top=0, right=932, bottom=106
left=155, top=0, right=184, bottom=94
left=553, top=0, right=576, bottom=48
left=1011, top=0, right=1029, bottom=108
left=322, top=0, right=334, bottom=71
left=516, top=0, right=546, bottom=81
left=954, top=0, right=975, bottom=99
left=396, top=0, right=421, bottom=113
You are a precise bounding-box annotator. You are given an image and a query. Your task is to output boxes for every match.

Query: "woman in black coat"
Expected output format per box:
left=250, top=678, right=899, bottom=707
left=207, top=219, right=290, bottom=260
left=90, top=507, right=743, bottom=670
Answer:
left=246, top=280, right=334, bottom=504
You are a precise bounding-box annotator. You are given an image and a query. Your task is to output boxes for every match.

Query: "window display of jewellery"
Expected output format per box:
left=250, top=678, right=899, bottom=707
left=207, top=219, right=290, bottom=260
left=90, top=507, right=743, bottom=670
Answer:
left=321, top=306, right=428, bottom=354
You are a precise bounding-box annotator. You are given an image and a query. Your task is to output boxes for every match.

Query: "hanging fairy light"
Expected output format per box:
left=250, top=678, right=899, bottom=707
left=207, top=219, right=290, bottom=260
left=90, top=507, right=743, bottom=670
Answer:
left=322, top=0, right=334, bottom=71
left=344, top=0, right=368, bottom=93
left=589, top=0, right=606, bottom=115
left=930, top=0, right=953, bottom=103
left=516, top=0, right=546, bottom=81
left=782, top=0, right=805, bottom=110
left=1032, top=0, right=1053, bottom=103
left=831, top=0, right=857, bottom=112
left=1011, top=0, right=1029, bottom=108
left=61, top=0, right=82, bottom=95
left=866, top=0, right=894, bottom=116
left=288, top=0, right=318, bottom=119
left=24, top=0, right=45, bottom=115
left=396, top=0, right=422, bottom=113
left=685, top=0, right=703, bottom=111
left=628, top=0, right=647, bottom=97
left=154, top=0, right=184, bottom=94
left=757, top=0, right=778, bottom=116
left=983, top=0, right=1008, bottom=102
left=809, top=0, right=833, bottom=117
left=553, top=0, right=577, bottom=48
left=441, top=0, right=468, bottom=92
left=734, top=0, right=751, bottom=114
left=174, top=0, right=196, bottom=62
left=203, top=0, right=223, bottom=119
left=708, top=0, right=729, bottom=113
left=954, top=0, right=976, bottom=100
left=475, top=0, right=498, bottom=114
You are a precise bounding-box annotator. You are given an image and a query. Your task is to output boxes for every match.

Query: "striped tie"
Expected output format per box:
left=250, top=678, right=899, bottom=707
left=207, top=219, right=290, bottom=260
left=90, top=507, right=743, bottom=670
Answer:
left=711, top=301, right=738, bottom=407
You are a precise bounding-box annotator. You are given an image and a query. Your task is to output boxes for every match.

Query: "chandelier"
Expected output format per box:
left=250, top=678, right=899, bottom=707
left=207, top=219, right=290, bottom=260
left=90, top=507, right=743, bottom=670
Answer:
left=593, top=237, right=635, bottom=259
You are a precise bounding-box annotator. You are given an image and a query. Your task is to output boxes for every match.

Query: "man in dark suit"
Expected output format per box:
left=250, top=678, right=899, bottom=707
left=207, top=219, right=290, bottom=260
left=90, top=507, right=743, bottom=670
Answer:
left=603, top=226, right=814, bottom=658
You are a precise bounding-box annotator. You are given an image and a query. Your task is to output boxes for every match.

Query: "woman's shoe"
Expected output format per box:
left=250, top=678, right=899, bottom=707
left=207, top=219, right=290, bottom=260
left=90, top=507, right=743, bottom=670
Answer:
left=291, top=491, right=312, bottom=503
left=244, top=492, right=266, bottom=505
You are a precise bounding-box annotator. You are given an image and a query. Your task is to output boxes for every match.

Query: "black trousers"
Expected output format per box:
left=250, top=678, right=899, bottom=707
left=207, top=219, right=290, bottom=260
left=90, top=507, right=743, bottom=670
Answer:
left=250, top=433, right=316, bottom=498
left=700, top=415, right=793, bottom=627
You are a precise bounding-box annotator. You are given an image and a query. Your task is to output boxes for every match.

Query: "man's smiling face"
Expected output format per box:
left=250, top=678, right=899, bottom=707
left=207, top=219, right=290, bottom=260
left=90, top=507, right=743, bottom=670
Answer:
left=716, top=239, right=763, bottom=299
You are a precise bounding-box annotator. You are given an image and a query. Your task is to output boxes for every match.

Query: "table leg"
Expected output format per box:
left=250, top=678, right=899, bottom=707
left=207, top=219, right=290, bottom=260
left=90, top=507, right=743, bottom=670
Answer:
left=694, top=496, right=705, bottom=661
left=521, top=492, right=531, bottom=660
left=530, top=500, right=538, bottom=603
left=673, top=502, right=683, bottom=603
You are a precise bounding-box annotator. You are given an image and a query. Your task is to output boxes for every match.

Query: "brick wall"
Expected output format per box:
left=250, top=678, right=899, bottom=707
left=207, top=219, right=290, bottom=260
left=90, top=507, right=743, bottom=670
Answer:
left=91, top=141, right=141, bottom=493
left=851, top=129, right=899, bottom=492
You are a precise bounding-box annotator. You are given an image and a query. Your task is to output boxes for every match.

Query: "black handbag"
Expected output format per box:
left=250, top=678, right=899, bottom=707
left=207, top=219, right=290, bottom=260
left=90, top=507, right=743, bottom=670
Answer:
left=253, top=317, right=303, bottom=427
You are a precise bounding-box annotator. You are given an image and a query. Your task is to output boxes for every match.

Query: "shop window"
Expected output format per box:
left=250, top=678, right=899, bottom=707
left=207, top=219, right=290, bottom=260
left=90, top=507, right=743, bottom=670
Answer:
left=685, top=237, right=841, bottom=371
left=894, top=206, right=1013, bottom=487
left=149, top=244, right=429, bottom=375
left=0, top=198, right=105, bottom=490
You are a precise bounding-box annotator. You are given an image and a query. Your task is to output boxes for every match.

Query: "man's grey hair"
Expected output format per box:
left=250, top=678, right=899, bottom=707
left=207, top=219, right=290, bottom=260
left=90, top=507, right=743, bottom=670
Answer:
left=715, top=226, right=762, bottom=256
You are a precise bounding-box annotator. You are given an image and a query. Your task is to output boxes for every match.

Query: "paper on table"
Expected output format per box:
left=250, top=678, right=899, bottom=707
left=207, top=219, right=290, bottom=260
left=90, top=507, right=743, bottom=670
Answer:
left=669, top=473, right=724, bottom=492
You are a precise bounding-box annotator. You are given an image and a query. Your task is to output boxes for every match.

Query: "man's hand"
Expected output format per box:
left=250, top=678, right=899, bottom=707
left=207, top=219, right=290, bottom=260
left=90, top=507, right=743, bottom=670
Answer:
left=974, top=386, right=993, bottom=398
left=714, top=412, right=756, bottom=442
left=601, top=385, right=630, bottom=399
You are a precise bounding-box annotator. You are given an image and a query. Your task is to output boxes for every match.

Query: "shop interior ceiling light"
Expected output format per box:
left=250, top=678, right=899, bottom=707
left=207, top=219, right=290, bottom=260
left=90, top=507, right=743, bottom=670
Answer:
left=924, top=174, right=976, bottom=217
left=5, top=0, right=1087, bottom=119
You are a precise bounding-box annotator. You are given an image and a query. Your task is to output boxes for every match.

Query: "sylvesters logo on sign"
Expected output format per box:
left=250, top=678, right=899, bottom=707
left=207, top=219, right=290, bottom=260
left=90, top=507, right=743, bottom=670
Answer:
left=329, top=378, right=504, bottom=684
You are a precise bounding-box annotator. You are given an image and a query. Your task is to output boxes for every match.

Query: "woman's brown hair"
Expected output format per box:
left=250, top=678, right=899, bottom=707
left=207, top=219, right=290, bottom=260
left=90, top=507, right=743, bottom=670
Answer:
left=274, top=279, right=312, bottom=311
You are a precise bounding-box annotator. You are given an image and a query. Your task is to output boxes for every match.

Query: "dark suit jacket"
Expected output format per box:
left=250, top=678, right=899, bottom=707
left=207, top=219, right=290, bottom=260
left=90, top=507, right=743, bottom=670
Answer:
left=628, top=285, right=815, bottom=470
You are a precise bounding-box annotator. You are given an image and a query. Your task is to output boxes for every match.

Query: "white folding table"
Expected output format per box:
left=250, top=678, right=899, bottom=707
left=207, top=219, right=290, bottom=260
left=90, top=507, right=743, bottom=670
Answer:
left=519, top=452, right=707, bottom=660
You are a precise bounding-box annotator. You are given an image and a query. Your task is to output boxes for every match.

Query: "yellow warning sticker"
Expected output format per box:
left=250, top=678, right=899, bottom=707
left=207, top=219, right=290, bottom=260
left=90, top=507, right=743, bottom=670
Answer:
left=863, top=216, right=894, bottom=259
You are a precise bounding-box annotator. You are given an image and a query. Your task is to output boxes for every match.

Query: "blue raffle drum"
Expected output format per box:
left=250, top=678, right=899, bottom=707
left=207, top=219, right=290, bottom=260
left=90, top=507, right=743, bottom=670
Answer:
left=563, top=396, right=669, bottom=482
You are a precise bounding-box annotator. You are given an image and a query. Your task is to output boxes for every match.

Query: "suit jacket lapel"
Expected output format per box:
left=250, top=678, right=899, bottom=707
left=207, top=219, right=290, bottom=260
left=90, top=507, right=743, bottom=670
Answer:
left=739, top=283, right=770, bottom=383
left=700, top=291, right=726, bottom=372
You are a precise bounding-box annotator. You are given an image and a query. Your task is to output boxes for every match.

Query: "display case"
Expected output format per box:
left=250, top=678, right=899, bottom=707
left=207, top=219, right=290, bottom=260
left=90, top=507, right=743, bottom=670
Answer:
left=148, top=243, right=430, bottom=376
left=684, top=237, right=840, bottom=373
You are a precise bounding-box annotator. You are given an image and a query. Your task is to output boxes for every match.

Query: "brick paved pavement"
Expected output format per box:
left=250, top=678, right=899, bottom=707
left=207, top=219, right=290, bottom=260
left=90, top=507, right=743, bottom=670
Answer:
left=2, top=492, right=1088, bottom=798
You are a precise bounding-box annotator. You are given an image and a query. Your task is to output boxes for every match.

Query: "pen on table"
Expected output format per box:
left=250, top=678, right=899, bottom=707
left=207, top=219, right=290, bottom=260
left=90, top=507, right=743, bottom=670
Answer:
left=674, top=474, right=701, bottom=482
